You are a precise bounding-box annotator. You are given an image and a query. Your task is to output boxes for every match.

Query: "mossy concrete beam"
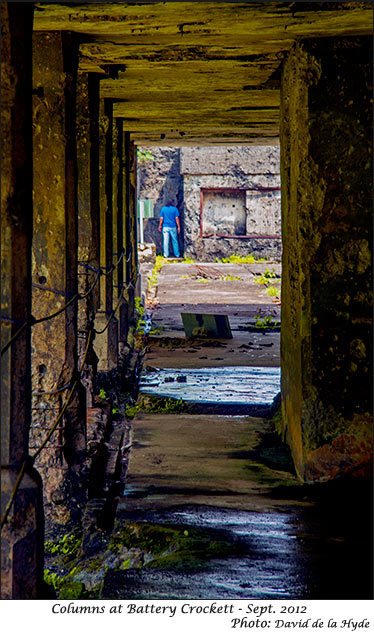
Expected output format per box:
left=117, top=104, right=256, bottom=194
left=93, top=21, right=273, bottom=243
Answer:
left=33, top=3, right=373, bottom=46
left=32, top=3, right=372, bottom=144
left=280, top=37, right=373, bottom=482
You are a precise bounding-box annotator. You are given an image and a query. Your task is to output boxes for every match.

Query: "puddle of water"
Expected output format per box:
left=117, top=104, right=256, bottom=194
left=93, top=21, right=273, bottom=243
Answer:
left=140, top=366, right=281, bottom=405
left=102, top=506, right=302, bottom=599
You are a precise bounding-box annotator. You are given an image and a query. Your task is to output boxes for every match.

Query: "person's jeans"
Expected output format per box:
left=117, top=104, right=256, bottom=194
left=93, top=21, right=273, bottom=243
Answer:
left=162, top=226, right=180, bottom=257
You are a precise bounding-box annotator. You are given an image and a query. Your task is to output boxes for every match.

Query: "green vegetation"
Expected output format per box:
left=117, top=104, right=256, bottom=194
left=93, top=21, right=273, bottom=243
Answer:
left=98, top=387, right=109, bottom=401
left=137, top=148, right=154, bottom=163
left=44, top=569, right=63, bottom=592
left=254, top=314, right=280, bottom=329
left=147, top=255, right=168, bottom=291
left=109, top=522, right=238, bottom=571
left=45, top=532, right=82, bottom=559
left=220, top=274, right=242, bottom=281
left=181, top=255, right=195, bottom=263
left=253, top=266, right=281, bottom=299
left=266, top=286, right=279, bottom=297
left=253, top=267, right=280, bottom=284
left=135, top=295, right=147, bottom=334
left=125, top=395, right=186, bottom=419
left=218, top=254, right=267, bottom=263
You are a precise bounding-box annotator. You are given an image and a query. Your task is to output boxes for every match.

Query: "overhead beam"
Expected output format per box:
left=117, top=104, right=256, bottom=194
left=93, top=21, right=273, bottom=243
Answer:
left=79, top=44, right=284, bottom=76
left=99, top=63, right=280, bottom=96
left=33, top=2, right=373, bottom=46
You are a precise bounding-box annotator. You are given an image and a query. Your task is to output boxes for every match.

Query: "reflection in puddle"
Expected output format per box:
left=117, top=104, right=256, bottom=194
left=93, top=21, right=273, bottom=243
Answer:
left=140, top=366, right=281, bottom=405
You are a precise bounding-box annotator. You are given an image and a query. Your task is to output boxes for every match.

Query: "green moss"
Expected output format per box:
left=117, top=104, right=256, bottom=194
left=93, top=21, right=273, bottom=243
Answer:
left=58, top=582, right=85, bottom=599
left=45, top=532, right=82, bottom=560
left=147, top=255, right=168, bottom=291
left=109, top=522, right=237, bottom=570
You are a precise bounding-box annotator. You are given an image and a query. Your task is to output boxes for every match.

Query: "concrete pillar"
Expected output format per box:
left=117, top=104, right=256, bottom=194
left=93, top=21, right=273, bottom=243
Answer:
left=76, top=73, right=100, bottom=406
left=280, top=37, right=373, bottom=482
left=113, top=119, right=129, bottom=357
left=124, top=132, right=139, bottom=330
left=93, top=99, right=118, bottom=371
left=1, top=3, right=44, bottom=599
left=30, top=32, right=86, bottom=526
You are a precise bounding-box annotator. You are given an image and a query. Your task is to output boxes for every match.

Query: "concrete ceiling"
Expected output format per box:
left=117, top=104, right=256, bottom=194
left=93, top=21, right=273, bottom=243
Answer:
left=33, top=2, right=373, bottom=145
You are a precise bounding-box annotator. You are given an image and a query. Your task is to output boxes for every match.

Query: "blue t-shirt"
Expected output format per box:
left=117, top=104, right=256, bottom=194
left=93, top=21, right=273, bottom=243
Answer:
left=159, top=205, right=179, bottom=228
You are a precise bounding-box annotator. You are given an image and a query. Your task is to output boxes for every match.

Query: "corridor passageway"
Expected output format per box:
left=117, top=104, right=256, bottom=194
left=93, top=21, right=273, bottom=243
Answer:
left=1, top=2, right=372, bottom=599
left=103, top=261, right=372, bottom=599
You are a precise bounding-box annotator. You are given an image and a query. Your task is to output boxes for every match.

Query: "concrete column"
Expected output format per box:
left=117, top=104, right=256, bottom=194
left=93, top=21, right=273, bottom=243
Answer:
left=93, top=99, right=118, bottom=371
left=124, top=132, right=139, bottom=330
left=76, top=73, right=100, bottom=406
left=280, top=37, right=373, bottom=482
left=1, top=3, right=44, bottom=599
left=30, top=32, right=86, bottom=526
left=114, top=119, right=129, bottom=357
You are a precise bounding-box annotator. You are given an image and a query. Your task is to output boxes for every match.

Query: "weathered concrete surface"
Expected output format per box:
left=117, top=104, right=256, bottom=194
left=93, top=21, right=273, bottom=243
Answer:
left=112, top=413, right=372, bottom=600
left=181, top=146, right=280, bottom=175
left=138, top=146, right=281, bottom=260
left=280, top=37, right=373, bottom=482
left=76, top=72, right=100, bottom=406
left=1, top=3, right=34, bottom=467
left=144, top=262, right=280, bottom=369
left=123, top=414, right=299, bottom=514
left=33, top=3, right=372, bottom=145
left=30, top=32, right=87, bottom=528
left=93, top=99, right=118, bottom=371
left=1, top=3, right=44, bottom=600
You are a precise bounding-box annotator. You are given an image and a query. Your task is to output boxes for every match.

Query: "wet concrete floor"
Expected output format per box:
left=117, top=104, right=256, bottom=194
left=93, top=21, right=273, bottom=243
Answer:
left=107, top=261, right=373, bottom=600
left=140, top=366, right=281, bottom=405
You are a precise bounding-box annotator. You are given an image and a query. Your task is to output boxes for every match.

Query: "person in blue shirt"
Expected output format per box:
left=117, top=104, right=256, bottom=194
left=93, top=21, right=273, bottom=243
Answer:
left=158, top=203, right=181, bottom=258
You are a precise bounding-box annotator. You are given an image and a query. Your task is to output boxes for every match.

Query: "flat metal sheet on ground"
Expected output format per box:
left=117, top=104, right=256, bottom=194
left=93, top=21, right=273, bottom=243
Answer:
left=181, top=312, right=232, bottom=338
left=140, top=365, right=280, bottom=405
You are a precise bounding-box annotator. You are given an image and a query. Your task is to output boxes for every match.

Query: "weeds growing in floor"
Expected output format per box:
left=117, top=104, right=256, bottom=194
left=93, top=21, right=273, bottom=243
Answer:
left=125, top=395, right=186, bottom=418
left=218, top=254, right=268, bottom=263
left=254, top=314, right=280, bottom=329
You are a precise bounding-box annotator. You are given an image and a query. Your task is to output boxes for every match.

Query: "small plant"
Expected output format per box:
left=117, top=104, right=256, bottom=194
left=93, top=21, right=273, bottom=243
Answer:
left=98, top=388, right=109, bottom=401
left=134, top=296, right=145, bottom=318
left=137, top=148, right=154, bottom=163
left=147, top=255, right=168, bottom=291
left=254, top=314, right=279, bottom=329
left=125, top=396, right=185, bottom=418
left=220, top=275, right=242, bottom=281
left=254, top=267, right=280, bottom=284
left=181, top=256, right=195, bottom=263
left=135, top=296, right=147, bottom=333
left=266, top=286, right=279, bottom=297
left=44, top=569, right=63, bottom=591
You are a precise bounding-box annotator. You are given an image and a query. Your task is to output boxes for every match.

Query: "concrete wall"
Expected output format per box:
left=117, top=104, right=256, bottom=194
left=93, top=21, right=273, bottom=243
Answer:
left=138, top=146, right=281, bottom=260
left=280, top=37, right=373, bottom=482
